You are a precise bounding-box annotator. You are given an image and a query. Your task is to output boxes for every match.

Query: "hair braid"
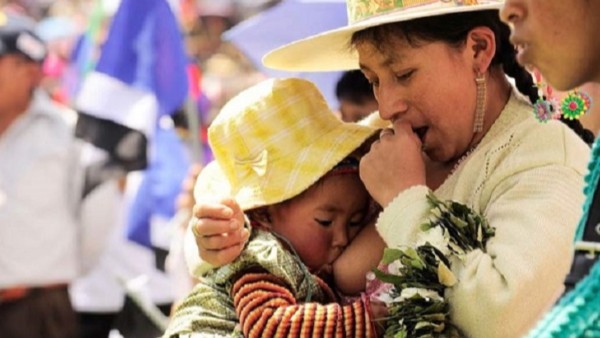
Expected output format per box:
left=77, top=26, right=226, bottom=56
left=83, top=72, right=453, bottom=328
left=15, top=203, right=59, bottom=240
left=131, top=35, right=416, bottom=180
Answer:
left=497, top=22, right=595, bottom=145
left=496, top=24, right=539, bottom=103
left=352, top=10, right=595, bottom=145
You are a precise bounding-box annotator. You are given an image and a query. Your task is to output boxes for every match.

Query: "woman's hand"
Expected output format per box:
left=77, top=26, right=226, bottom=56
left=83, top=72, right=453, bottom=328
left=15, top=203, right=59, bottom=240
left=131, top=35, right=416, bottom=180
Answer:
left=360, top=122, right=426, bottom=207
left=368, top=298, right=389, bottom=336
left=191, top=197, right=249, bottom=267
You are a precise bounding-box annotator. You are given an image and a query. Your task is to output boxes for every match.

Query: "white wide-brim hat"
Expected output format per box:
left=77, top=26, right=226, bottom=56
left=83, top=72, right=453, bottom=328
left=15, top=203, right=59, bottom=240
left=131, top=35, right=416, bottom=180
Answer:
left=263, top=0, right=504, bottom=72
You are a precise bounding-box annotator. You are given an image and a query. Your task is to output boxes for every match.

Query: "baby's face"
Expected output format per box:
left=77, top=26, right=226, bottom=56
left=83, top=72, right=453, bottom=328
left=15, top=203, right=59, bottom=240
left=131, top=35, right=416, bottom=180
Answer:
left=268, top=174, right=371, bottom=274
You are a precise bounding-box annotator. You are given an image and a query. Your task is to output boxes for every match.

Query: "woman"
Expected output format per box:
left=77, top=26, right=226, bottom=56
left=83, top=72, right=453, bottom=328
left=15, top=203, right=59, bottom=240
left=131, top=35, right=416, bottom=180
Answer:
left=500, top=1, right=600, bottom=336
left=188, top=1, right=591, bottom=337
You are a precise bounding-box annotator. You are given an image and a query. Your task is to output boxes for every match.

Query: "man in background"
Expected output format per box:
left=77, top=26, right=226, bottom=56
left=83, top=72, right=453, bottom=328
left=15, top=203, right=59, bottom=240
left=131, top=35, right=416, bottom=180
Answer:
left=0, top=9, right=118, bottom=338
left=335, top=70, right=378, bottom=123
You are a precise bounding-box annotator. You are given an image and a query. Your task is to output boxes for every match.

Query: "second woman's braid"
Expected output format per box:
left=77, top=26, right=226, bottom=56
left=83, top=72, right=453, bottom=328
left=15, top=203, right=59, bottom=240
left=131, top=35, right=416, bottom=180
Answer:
left=496, top=25, right=539, bottom=104
left=561, top=117, right=595, bottom=145
left=497, top=22, right=595, bottom=146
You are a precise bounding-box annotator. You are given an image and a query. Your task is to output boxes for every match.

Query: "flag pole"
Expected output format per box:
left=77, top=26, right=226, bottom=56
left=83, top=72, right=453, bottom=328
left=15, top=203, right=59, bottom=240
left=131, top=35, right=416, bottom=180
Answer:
left=184, top=95, right=203, bottom=164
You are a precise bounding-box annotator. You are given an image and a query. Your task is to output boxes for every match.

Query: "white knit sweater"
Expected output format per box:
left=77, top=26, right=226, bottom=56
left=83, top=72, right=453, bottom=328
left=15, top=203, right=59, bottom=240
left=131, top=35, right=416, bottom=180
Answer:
left=376, top=92, right=590, bottom=338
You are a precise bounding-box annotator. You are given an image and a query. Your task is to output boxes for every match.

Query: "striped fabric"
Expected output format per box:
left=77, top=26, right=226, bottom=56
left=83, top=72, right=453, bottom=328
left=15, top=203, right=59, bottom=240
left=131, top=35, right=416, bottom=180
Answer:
left=163, top=230, right=376, bottom=338
left=232, top=273, right=374, bottom=338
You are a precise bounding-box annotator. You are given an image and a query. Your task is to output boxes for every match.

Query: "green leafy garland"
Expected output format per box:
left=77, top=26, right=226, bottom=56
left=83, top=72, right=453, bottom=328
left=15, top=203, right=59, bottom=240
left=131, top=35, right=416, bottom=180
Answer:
left=373, top=194, right=495, bottom=338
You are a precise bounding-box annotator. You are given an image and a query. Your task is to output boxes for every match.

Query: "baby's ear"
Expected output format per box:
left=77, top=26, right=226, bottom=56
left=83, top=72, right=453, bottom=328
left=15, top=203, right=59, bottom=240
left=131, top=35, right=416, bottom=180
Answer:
left=246, top=208, right=272, bottom=230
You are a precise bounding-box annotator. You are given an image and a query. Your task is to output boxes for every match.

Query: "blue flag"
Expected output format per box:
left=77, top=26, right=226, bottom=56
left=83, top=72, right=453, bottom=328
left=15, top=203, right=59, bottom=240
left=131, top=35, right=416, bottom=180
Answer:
left=75, top=0, right=191, bottom=248
left=95, top=0, right=188, bottom=118
left=127, top=124, right=191, bottom=248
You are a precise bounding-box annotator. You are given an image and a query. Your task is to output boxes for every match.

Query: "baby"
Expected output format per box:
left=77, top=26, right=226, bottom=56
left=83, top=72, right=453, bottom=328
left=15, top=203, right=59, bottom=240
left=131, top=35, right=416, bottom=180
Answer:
left=163, top=78, right=381, bottom=337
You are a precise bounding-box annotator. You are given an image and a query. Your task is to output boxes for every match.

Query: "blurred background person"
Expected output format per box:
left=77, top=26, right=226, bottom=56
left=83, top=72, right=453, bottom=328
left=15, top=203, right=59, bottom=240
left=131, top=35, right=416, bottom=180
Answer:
left=1, top=1, right=380, bottom=337
left=0, top=8, right=119, bottom=338
left=335, top=70, right=378, bottom=122
left=70, top=174, right=176, bottom=338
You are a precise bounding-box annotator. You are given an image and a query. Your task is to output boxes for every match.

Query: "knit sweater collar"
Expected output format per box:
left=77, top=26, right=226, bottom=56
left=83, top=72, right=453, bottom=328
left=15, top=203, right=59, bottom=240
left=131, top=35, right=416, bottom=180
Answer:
left=477, top=89, right=531, bottom=153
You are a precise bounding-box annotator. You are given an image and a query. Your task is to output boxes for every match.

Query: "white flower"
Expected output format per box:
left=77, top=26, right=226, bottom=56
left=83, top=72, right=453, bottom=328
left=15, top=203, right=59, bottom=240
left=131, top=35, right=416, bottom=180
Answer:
left=374, top=290, right=396, bottom=305
left=394, top=288, right=444, bottom=302
left=416, top=227, right=451, bottom=256
left=387, top=259, right=404, bottom=276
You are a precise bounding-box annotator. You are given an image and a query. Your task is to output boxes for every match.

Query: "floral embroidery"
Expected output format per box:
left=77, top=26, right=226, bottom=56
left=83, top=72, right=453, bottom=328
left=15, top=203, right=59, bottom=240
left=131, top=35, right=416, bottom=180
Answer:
left=348, top=0, right=438, bottom=23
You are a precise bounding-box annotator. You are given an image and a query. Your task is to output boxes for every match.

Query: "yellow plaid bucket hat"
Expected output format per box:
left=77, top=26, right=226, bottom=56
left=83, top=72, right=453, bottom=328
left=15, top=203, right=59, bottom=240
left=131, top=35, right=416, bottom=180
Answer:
left=263, top=0, right=504, bottom=71
left=208, top=78, right=377, bottom=211
left=193, top=161, right=231, bottom=204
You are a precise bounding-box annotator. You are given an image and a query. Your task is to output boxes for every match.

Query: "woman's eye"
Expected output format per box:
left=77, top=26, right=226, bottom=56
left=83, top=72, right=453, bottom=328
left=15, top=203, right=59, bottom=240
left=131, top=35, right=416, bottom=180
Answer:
left=315, top=219, right=333, bottom=227
left=366, top=78, right=379, bottom=88
left=395, top=70, right=414, bottom=82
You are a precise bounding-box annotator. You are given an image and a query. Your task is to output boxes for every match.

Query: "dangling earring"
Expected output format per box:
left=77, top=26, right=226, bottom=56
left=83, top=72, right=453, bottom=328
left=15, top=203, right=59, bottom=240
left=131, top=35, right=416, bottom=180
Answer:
left=473, top=72, right=486, bottom=133
left=560, top=90, right=592, bottom=120
left=531, top=69, right=560, bottom=123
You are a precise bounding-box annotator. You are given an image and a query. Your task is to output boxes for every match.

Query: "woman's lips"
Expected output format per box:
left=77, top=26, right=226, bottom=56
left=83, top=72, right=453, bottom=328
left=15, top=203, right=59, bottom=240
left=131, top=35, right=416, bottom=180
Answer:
left=413, top=126, right=428, bottom=144
left=513, top=41, right=532, bottom=68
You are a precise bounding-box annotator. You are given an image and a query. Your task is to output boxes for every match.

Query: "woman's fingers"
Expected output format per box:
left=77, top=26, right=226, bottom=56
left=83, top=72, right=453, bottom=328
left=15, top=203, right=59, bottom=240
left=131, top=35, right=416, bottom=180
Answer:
left=193, top=202, right=234, bottom=221
left=191, top=214, right=240, bottom=237
left=191, top=197, right=248, bottom=265
left=196, top=224, right=249, bottom=251
left=378, top=127, right=395, bottom=139
left=193, top=216, right=249, bottom=265
left=198, top=241, right=247, bottom=268
left=361, top=123, right=427, bottom=206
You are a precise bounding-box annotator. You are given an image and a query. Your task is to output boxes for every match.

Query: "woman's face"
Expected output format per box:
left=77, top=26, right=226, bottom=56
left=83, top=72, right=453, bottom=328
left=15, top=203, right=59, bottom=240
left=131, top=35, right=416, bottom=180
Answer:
left=268, top=174, right=370, bottom=274
left=357, top=38, right=478, bottom=162
left=500, top=0, right=600, bottom=90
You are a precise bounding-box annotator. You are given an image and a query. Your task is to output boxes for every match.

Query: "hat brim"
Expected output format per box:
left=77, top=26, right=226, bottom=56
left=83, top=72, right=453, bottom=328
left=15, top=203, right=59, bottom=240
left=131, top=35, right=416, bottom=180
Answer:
left=263, top=3, right=502, bottom=72
left=193, top=161, right=232, bottom=203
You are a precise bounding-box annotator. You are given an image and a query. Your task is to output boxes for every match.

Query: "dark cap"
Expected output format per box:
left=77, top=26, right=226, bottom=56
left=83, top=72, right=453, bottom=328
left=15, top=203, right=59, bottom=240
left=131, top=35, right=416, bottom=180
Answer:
left=0, top=10, right=47, bottom=62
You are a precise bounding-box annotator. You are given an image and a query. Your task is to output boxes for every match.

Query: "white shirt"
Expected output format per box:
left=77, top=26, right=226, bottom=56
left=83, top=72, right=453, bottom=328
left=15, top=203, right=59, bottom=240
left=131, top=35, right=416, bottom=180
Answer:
left=70, top=171, right=175, bottom=312
left=0, top=90, right=118, bottom=288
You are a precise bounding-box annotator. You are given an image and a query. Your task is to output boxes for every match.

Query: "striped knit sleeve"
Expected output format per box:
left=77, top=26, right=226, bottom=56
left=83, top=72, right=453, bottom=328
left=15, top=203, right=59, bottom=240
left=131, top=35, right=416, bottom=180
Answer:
left=232, top=272, right=376, bottom=338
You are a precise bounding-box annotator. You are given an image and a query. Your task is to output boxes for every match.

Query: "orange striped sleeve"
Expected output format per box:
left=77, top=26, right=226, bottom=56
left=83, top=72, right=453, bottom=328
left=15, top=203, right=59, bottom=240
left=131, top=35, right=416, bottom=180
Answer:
left=231, top=272, right=376, bottom=338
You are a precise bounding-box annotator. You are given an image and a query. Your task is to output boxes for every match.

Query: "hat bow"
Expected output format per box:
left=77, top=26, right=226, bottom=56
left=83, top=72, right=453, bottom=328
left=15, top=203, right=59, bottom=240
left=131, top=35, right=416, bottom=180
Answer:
left=234, top=149, right=268, bottom=181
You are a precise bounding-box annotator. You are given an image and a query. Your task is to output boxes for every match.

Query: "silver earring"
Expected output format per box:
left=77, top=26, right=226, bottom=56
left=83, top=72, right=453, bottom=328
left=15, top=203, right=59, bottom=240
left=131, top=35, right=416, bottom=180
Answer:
left=473, top=72, right=486, bottom=133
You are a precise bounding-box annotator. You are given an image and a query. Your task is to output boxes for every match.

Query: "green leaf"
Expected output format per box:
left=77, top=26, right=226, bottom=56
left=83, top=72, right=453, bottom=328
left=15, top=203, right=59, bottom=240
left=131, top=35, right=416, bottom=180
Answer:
left=393, top=330, right=407, bottom=338
left=381, top=248, right=404, bottom=264
left=372, top=268, right=406, bottom=285
left=377, top=193, right=496, bottom=338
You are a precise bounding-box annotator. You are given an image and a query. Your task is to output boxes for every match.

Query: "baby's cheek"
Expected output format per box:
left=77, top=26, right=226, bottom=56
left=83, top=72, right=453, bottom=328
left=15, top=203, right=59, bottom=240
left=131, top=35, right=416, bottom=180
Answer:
left=297, top=234, right=333, bottom=268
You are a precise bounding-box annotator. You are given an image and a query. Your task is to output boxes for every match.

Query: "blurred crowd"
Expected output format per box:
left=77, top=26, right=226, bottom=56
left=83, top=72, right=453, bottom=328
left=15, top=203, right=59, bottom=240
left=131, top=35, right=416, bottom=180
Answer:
left=0, top=1, right=274, bottom=338
left=1, top=0, right=600, bottom=338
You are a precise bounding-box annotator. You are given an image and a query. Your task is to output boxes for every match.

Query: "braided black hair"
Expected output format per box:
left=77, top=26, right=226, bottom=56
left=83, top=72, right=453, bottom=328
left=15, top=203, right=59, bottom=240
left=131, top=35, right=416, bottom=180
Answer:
left=495, top=19, right=595, bottom=145
left=351, top=10, right=594, bottom=145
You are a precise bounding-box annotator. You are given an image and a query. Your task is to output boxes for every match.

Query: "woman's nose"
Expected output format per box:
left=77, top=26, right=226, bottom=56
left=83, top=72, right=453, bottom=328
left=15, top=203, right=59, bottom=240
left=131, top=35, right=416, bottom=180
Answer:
left=375, top=84, right=409, bottom=122
left=500, top=0, right=525, bottom=25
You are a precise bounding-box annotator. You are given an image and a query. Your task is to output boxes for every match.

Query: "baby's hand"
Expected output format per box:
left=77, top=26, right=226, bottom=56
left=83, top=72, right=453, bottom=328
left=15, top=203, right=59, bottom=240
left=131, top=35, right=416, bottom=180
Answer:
left=191, top=197, right=249, bottom=267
